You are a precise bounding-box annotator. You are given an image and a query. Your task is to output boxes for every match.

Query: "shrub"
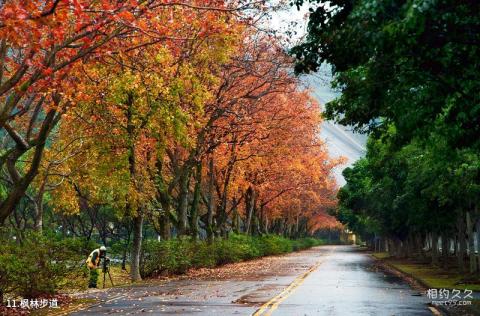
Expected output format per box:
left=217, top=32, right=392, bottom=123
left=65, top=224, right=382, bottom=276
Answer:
left=229, top=234, right=263, bottom=257
left=214, top=238, right=246, bottom=264
left=141, top=234, right=325, bottom=278
left=191, top=242, right=216, bottom=268
left=257, top=235, right=292, bottom=255
left=142, top=237, right=194, bottom=276
left=292, top=237, right=323, bottom=251
left=0, top=231, right=97, bottom=299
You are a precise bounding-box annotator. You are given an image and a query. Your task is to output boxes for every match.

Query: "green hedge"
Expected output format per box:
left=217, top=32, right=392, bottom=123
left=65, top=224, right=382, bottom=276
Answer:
left=0, top=232, right=97, bottom=299
left=0, top=232, right=324, bottom=297
left=141, top=234, right=325, bottom=277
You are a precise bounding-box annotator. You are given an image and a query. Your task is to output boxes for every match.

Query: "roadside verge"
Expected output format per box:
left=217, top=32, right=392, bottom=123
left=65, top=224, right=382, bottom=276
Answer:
left=370, top=252, right=479, bottom=316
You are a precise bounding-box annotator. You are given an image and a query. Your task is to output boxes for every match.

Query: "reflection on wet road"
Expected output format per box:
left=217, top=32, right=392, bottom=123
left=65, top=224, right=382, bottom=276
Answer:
left=254, top=246, right=431, bottom=316
left=72, top=246, right=433, bottom=315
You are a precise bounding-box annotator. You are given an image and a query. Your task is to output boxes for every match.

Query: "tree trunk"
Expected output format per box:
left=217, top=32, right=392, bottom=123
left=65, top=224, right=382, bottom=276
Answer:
left=33, top=198, right=44, bottom=233
left=457, top=215, right=467, bottom=273
left=466, top=211, right=477, bottom=273
left=253, top=215, right=261, bottom=236
left=32, top=178, right=47, bottom=233
left=263, top=212, right=269, bottom=234
left=245, top=187, right=255, bottom=235
left=387, top=239, right=394, bottom=256
left=177, top=171, right=190, bottom=236
left=206, top=157, right=215, bottom=243
left=155, top=158, right=171, bottom=240
left=286, top=223, right=293, bottom=238
left=232, top=204, right=240, bottom=234
left=122, top=229, right=131, bottom=271
left=441, top=233, right=449, bottom=267
left=431, top=232, right=439, bottom=266
left=294, top=216, right=299, bottom=238
left=415, top=233, right=425, bottom=260
left=130, top=214, right=143, bottom=281
left=189, top=163, right=202, bottom=239
left=159, top=211, right=171, bottom=240
left=476, top=219, right=480, bottom=272
left=406, top=235, right=413, bottom=258
left=0, top=110, right=57, bottom=224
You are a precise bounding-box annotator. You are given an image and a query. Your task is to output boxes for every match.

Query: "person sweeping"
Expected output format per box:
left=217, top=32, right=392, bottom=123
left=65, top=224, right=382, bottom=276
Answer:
left=86, top=246, right=106, bottom=288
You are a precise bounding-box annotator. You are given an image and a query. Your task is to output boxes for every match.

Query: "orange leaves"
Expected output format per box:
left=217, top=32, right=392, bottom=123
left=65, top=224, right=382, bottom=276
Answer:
left=0, top=0, right=235, bottom=114
left=1, top=0, right=339, bottom=233
left=116, top=10, right=136, bottom=23
left=42, top=8, right=239, bottom=216
left=200, top=32, right=341, bottom=231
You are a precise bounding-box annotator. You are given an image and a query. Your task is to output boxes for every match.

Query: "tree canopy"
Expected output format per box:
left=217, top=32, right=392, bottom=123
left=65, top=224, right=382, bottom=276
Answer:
left=0, top=0, right=342, bottom=283
left=292, top=0, right=480, bottom=268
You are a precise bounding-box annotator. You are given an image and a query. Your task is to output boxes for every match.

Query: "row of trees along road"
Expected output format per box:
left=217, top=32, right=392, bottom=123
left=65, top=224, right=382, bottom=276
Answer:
left=292, top=0, right=480, bottom=273
left=0, top=1, right=341, bottom=282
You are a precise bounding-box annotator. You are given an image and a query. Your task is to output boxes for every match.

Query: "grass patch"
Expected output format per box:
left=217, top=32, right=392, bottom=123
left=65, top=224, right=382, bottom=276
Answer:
left=371, top=252, right=390, bottom=260
left=380, top=256, right=480, bottom=291
left=59, top=264, right=132, bottom=291
left=97, top=265, right=132, bottom=289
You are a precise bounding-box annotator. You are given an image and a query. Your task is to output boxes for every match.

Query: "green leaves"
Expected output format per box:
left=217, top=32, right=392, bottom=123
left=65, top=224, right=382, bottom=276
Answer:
left=293, top=0, right=480, bottom=148
left=293, top=0, right=480, bottom=240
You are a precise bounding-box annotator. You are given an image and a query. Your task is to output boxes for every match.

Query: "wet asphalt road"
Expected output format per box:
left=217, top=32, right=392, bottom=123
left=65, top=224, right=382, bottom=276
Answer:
left=256, top=246, right=431, bottom=316
left=71, top=246, right=433, bottom=316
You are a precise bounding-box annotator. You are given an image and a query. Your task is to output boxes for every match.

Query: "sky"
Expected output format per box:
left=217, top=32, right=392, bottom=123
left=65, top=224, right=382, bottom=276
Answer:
left=268, top=3, right=367, bottom=186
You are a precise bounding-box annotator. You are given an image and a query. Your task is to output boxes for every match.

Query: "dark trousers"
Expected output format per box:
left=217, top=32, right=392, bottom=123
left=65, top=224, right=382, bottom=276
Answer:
left=88, top=268, right=99, bottom=288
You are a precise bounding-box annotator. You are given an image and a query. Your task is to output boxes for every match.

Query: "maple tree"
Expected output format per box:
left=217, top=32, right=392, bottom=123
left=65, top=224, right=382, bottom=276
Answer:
left=0, top=0, right=255, bottom=223
left=45, top=16, right=238, bottom=279
left=0, top=0, right=342, bottom=285
left=210, top=88, right=340, bottom=237
left=171, top=33, right=342, bottom=239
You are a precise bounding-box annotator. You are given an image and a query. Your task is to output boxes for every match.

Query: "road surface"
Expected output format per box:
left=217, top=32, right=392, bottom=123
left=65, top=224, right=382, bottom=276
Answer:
left=305, top=73, right=367, bottom=186
left=71, top=246, right=433, bottom=315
